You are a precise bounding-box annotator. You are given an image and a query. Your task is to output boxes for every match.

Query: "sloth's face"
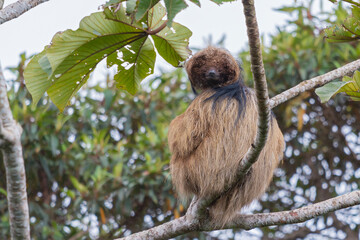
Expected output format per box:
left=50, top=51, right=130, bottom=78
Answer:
left=186, top=47, right=240, bottom=90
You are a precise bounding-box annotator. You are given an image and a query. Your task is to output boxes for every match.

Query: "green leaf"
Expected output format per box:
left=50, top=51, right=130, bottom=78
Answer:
left=126, top=0, right=138, bottom=14
left=70, top=176, right=89, bottom=195
left=352, top=6, right=360, bottom=18
left=136, top=0, right=161, bottom=21
left=352, top=70, right=360, bottom=88
left=104, top=0, right=125, bottom=7
left=164, top=0, right=188, bottom=26
left=189, top=0, right=200, bottom=7
left=315, top=81, right=350, bottom=103
left=315, top=71, right=360, bottom=103
left=24, top=3, right=192, bottom=111
left=210, top=0, right=235, bottom=4
left=274, top=6, right=305, bottom=13
left=148, top=189, right=158, bottom=203
left=108, top=38, right=156, bottom=94
left=350, top=96, right=360, bottom=101
left=190, top=0, right=201, bottom=7
left=0, top=188, right=7, bottom=197
left=113, top=161, right=123, bottom=178
left=24, top=49, right=52, bottom=106
left=147, top=1, right=166, bottom=29
left=324, top=7, right=360, bottom=43
left=324, top=25, right=356, bottom=43
left=152, top=22, right=192, bottom=67
left=104, top=89, right=114, bottom=110
left=45, top=11, right=145, bottom=111
left=65, top=189, right=76, bottom=199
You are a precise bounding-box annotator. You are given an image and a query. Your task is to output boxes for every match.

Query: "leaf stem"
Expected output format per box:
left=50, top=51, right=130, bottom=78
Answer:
left=147, top=20, right=168, bottom=35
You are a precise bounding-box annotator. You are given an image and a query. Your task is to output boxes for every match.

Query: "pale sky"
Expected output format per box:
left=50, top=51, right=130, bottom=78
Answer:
left=0, top=0, right=334, bottom=80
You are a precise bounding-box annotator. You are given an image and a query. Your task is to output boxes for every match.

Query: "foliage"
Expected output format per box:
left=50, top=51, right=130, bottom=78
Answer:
left=2, top=55, right=193, bottom=239
left=324, top=3, right=360, bottom=43
left=314, top=1, right=360, bottom=102
left=104, top=0, right=235, bottom=27
left=2, top=1, right=360, bottom=239
left=315, top=70, right=360, bottom=102
left=24, top=3, right=191, bottom=112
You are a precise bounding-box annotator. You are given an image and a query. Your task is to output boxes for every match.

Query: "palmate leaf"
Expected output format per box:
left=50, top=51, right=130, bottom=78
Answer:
left=315, top=71, right=360, bottom=103
left=24, top=3, right=192, bottom=111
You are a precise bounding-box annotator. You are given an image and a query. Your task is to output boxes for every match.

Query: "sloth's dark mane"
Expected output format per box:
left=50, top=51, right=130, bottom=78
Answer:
left=204, top=80, right=247, bottom=124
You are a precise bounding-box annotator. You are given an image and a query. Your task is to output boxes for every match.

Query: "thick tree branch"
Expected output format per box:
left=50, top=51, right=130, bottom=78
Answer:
left=269, top=59, right=360, bottom=108
left=115, top=216, right=198, bottom=240
left=117, top=191, right=360, bottom=239
left=0, top=0, right=49, bottom=25
left=0, top=63, right=30, bottom=240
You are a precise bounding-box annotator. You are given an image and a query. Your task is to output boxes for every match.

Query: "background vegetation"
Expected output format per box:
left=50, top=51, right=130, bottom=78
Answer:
left=1, top=1, right=359, bottom=239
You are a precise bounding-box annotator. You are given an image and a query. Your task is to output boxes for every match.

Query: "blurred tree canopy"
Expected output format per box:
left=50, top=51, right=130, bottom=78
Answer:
left=1, top=1, right=360, bottom=239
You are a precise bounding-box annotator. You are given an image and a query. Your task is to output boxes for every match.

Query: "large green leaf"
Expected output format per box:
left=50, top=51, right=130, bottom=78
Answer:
left=46, top=10, right=148, bottom=111
left=152, top=22, right=192, bottom=67
left=315, top=71, right=360, bottom=103
left=24, top=3, right=192, bottom=111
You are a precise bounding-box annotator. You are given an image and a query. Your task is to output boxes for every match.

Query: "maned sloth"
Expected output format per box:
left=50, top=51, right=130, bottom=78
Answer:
left=168, top=46, right=285, bottom=225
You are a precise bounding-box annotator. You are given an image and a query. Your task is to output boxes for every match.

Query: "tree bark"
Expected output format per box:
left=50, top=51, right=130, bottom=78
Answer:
left=0, top=0, right=49, bottom=25
left=0, top=63, right=30, bottom=240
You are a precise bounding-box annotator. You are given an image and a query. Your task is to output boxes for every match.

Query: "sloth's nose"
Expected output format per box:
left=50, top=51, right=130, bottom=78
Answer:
left=206, top=69, right=219, bottom=81
left=208, top=69, right=216, bottom=77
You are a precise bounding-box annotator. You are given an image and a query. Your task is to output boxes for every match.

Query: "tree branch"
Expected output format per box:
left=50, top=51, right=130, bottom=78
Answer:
left=116, top=190, right=360, bottom=239
left=269, top=59, right=360, bottom=109
left=0, top=0, right=49, bottom=25
left=217, top=190, right=360, bottom=230
left=237, top=0, right=269, bottom=178
left=115, top=216, right=198, bottom=240
left=0, top=63, right=30, bottom=240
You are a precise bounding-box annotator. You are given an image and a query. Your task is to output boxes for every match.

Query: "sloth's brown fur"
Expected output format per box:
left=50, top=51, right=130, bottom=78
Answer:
left=168, top=47, right=285, bottom=225
left=186, top=46, right=240, bottom=90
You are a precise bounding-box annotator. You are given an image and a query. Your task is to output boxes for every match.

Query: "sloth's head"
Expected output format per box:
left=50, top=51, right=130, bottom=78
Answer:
left=185, top=46, right=241, bottom=91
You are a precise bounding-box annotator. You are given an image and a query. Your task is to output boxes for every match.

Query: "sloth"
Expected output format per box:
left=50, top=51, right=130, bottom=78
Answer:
left=168, top=46, right=285, bottom=225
